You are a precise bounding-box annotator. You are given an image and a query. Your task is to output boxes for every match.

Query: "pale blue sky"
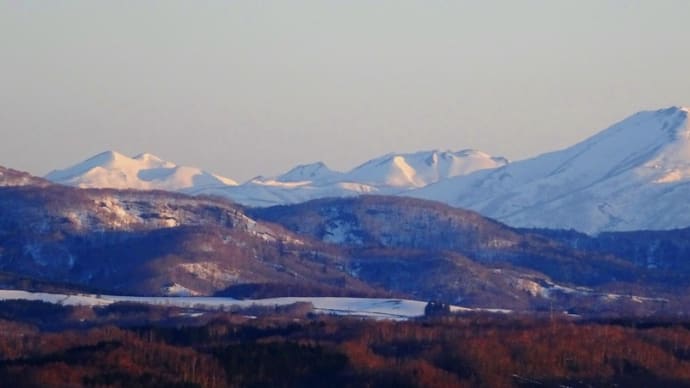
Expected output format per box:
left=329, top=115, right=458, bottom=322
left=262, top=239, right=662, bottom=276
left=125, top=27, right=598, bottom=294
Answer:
left=2, top=1, right=689, bottom=181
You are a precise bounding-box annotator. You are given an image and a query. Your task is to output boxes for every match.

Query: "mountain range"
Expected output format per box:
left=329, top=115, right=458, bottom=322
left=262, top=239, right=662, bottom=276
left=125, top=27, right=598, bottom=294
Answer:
left=3, top=167, right=687, bottom=314
left=44, top=106, right=690, bottom=234
left=0, top=106, right=689, bottom=318
left=48, top=148, right=507, bottom=208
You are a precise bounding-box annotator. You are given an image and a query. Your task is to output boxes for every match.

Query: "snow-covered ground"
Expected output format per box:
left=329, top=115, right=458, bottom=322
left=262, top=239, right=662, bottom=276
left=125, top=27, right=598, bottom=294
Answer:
left=0, top=290, right=113, bottom=306
left=0, top=290, right=490, bottom=320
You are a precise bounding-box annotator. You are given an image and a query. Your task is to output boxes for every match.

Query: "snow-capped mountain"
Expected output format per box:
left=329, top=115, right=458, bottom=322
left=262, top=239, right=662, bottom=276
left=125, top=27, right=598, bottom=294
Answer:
left=46, top=106, right=690, bottom=234
left=342, top=149, right=508, bottom=188
left=411, top=106, right=690, bottom=234
left=275, top=161, right=343, bottom=183
left=48, top=149, right=507, bottom=208
left=198, top=149, right=507, bottom=207
left=46, top=151, right=237, bottom=192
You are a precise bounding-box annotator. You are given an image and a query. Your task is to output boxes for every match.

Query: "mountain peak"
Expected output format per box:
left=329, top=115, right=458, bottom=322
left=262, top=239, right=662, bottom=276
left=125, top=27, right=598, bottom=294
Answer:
left=662, top=105, right=688, bottom=114
left=46, top=150, right=127, bottom=182
left=133, top=152, right=165, bottom=163
left=343, top=149, right=508, bottom=188
left=46, top=150, right=237, bottom=192
left=411, top=106, right=690, bottom=233
left=86, top=150, right=127, bottom=164
left=276, top=161, right=340, bottom=183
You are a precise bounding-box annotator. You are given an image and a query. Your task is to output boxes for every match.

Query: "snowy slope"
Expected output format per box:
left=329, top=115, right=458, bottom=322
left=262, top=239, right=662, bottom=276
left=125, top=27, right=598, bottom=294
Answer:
left=203, top=150, right=507, bottom=207
left=275, top=161, right=343, bottom=183
left=196, top=180, right=380, bottom=207
left=46, top=151, right=237, bottom=191
left=411, top=106, right=690, bottom=234
left=343, top=149, right=508, bottom=188
left=0, top=290, right=456, bottom=320
left=47, top=149, right=505, bottom=207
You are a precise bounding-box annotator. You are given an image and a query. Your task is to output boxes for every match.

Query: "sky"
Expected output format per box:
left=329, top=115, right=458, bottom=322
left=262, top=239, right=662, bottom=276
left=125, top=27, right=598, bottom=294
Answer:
left=2, top=1, right=690, bottom=182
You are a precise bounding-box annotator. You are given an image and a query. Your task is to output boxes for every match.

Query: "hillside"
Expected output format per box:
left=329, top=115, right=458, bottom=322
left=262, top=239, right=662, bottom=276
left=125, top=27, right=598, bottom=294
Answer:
left=250, top=196, right=683, bottom=311
left=3, top=167, right=689, bottom=312
left=412, top=107, right=690, bottom=233
left=0, top=171, right=378, bottom=297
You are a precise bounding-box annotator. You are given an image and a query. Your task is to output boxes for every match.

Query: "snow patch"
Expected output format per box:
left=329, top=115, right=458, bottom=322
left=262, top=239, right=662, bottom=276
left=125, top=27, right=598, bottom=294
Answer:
left=162, top=283, right=199, bottom=297
left=0, top=290, right=475, bottom=320
left=177, top=262, right=240, bottom=286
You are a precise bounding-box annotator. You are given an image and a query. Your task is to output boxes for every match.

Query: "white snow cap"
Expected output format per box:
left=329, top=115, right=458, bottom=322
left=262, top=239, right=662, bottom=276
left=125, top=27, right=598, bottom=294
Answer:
left=411, top=106, right=690, bottom=233
left=46, top=151, right=238, bottom=191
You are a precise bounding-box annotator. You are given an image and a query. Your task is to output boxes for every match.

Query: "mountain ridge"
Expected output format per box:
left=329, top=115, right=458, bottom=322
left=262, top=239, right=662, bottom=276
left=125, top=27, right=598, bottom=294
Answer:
left=46, top=150, right=238, bottom=191
left=47, top=148, right=507, bottom=208
left=410, top=106, right=690, bottom=233
left=41, top=105, right=690, bottom=233
left=3, top=165, right=690, bottom=313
